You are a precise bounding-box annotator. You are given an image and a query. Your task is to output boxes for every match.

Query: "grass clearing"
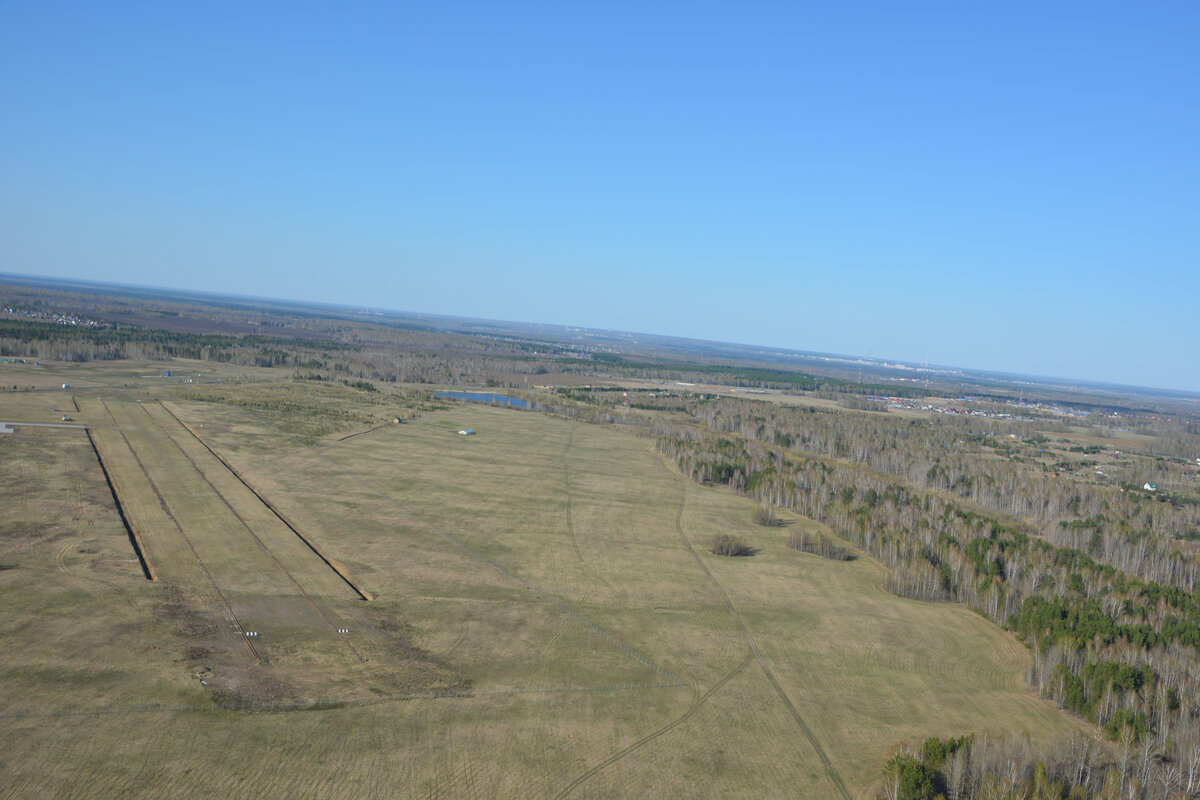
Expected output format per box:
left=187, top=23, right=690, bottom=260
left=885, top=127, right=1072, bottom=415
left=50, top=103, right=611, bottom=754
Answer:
left=0, top=372, right=1082, bottom=798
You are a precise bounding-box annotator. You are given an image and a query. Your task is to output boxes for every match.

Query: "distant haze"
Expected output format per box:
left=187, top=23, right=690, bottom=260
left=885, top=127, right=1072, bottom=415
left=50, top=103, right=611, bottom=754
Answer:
left=2, top=4, right=1197, bottom=391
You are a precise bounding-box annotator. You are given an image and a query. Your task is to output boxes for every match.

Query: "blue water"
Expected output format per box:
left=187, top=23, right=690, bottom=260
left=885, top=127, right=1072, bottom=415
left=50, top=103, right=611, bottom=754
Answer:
left=435, top=391, right=535, bottom=409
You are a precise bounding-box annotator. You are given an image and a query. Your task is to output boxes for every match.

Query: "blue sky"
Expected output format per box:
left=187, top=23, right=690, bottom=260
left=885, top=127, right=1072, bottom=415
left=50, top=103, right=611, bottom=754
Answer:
left=2, top=2, right=1198, bottom=391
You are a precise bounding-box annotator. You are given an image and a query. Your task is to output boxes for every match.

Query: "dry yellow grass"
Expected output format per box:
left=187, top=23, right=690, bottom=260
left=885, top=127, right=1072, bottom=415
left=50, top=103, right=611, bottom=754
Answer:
left=0, top=378, right=1081, bottom=798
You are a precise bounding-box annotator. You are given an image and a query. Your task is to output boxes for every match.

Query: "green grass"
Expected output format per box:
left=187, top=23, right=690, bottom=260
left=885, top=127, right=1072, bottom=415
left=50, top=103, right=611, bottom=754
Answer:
left=0, top=374, right=1081, bottom=798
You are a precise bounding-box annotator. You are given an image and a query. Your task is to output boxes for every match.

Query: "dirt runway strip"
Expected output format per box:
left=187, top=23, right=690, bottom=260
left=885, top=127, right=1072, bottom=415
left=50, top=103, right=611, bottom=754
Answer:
left=89, top=397, right=367, bottom=665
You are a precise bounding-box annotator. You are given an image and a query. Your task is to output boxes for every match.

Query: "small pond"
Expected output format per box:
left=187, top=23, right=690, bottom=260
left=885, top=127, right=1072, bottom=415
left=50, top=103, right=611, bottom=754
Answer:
left=435, top=392, right=537, bottom=409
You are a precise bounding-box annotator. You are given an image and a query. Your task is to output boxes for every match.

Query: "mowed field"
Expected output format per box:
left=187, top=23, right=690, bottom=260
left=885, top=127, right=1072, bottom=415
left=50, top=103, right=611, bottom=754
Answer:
left=0, top=377, right=1080, bottom=799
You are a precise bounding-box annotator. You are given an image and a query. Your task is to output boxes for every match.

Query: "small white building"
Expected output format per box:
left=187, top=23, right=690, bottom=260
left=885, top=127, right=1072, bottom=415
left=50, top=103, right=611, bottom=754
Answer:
left=458, top=429, right=475, bottom=436
left=1144, top=482, right=1158, bottom=491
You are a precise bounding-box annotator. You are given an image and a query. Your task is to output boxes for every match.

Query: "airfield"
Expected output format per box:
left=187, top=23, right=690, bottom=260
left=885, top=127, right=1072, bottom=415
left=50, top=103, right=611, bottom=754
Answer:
left=0, top=360, right=1079, bottom=799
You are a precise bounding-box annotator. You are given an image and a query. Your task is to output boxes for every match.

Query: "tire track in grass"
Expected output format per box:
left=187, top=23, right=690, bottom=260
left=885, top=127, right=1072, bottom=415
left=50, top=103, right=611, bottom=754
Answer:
left=647, top=624, right=701, bottom=704
left=562, top=428, right=585, bottom=564
left=666, top=470, right=853, bottom=800
left=551, top=650, right=753, bottom=800
left=528, top=589, right=592, bottom=689
left=433, top=621, right=470, bottom=659
left=560, top=426, right=619, bottom=599
left=55, top=535, right=84, bottom=572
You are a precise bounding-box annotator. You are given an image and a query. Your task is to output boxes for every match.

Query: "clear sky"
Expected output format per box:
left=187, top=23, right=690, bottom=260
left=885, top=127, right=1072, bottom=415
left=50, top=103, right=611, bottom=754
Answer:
left=2, top=2, right=1198, bottom=391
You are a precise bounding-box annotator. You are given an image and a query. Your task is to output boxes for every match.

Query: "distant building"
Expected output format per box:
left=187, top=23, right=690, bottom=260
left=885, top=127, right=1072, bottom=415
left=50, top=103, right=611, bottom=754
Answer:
left=458, top=429, right=475, bottom=435
left=1144, top=482, right=1158, bottom=491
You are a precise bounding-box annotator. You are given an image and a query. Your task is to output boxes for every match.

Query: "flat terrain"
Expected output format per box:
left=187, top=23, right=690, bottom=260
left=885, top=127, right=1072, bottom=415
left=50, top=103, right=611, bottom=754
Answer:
left=0, top=375, right=1079, bottom=798
left=84, top=396, right=374, bottom=677
left=0, top=356, right=289, bottom=392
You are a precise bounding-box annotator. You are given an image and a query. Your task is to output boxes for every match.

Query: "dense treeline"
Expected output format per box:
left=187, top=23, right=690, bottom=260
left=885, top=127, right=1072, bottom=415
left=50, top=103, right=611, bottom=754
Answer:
left=657, top=429, right=1199, bottom=628
left=881, top=730, right=1200, bottom=799
left=588, top=351, right=933, bottom=396
left=0, top=317, right=580, bottom=387
left=787, top=528, right=851, bottom=560
left=0, top=319, right=351, bottom=367
left=683, top=397, right=1200, bottom=590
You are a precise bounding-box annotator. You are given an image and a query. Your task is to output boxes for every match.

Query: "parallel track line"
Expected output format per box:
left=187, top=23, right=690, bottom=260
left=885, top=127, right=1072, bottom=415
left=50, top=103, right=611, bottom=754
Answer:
left=98, top=399, right=262, bottom=664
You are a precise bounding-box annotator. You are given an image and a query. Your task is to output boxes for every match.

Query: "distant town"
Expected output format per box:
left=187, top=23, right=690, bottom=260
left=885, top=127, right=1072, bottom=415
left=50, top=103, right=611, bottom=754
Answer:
left=2, top=306, right=106, bottom=329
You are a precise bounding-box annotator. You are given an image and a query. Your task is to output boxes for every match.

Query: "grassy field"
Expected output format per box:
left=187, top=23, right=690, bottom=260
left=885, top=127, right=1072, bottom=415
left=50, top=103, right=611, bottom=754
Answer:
left=0, top=374, right=1081, bottom=798
left=81, top=395, right=398, bottom=698
left=0, top=357, right=289, bottom=393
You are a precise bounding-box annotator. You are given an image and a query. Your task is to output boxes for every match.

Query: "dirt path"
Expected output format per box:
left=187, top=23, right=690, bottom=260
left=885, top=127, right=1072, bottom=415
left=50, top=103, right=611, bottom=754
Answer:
left=333, top=422, right=393, bottom=442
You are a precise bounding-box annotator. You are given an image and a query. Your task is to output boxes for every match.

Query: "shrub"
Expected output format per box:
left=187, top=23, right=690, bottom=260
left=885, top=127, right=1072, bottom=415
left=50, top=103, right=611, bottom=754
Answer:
left=710, top=533, right=753, bottom=557
left=753, top=504, right=783, bottom=527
